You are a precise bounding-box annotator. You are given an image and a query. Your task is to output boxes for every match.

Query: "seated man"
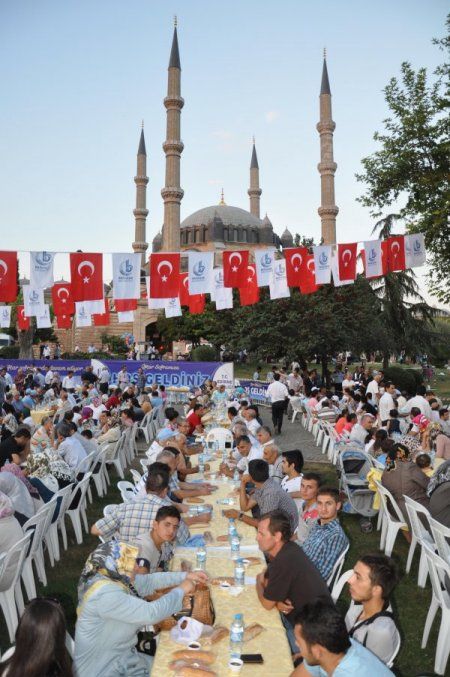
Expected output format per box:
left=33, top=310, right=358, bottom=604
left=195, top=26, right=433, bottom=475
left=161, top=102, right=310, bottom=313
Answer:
left=300, top=487, right=349, bottom=581
left=186, top=403, right=206, bottom=437
left=263, top=443, right=284, bottom=483
left=346, top=553, right=400, bottom=665
left=349, top=413, right=375, bottom=446
left=296, top=472, right=321, bottom=544
left=133, top=505, right=180, bottom=573
left=56, top=423, right=87, bottom=476
left=221, top=434, right=263, bottom=477
left=280, top=450, right=304, bottom=504
left=256, top=511, right=332, bottom=654
left=224, top=459, right=299, bottom=534
left=291, top=600, right=393, bottom=676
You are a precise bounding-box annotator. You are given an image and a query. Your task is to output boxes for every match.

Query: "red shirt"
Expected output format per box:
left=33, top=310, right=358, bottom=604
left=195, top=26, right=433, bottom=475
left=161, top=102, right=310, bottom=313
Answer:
left=187, top=411, right=202, bottom=435
left=105, top=394, right=119, bottom=410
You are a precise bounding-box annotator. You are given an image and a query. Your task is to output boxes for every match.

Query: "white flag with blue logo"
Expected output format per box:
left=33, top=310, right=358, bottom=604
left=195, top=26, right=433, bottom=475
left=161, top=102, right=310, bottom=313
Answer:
left=269, top=259, right=290, bottom=299
left=313, top=245, right=332, bottom=285
left=75, top=301, right=92, bottom=327
left=211, top=267, right=233, bottom=309
left=363, top=240, right=383, bottom=278
left=404, top=233, right=426, bottom=269
left=30, top=251, right=55, bottom=289
left=255, top=247, right=276, bottom=287
left=36, top=304, right=52, bottom=329
left=0, top=306, right=11, bottom=328
left=112, top=253, right=141, bottom=299
left=23, top=285, right=45, bottom=317
left=188, top=252, right=214, bottom=295
left=164, top=297, right=182, bottom=318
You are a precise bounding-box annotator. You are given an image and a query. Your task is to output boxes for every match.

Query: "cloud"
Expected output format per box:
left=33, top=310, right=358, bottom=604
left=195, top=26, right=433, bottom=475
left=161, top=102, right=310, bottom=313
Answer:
left=208, top=179, right=222, bottom=185
left=211, top=129, right=235, bottom=153
left=265, top=110, right=280, bottom=123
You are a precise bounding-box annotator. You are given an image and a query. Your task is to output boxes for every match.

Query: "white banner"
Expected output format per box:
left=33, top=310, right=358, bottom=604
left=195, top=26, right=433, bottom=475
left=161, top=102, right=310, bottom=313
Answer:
left=313, top=245, right=332, bottom=285
left=255, top=247, right=276, bottom=287
left=112, top=253, right=141, bottom=300
left=404, top=233, right=426, bottom=268
left=269, top=260, right=290, bottom=299
left=363, top=240, right=383, bottom=278
left=36, top=304, right=52, bottom=329
left=331, top=250, right=353, bottom=287
left=117, top=310, right=135, bottom=323
left=0, top=306, right=11, bottom=328
left=188, top=251, right=214, bottom=295
left=146, top=277, right=165, bottom=309
left=23, top=285, right=45, bottom=317
left=164, top=297, right=182, bottom=318
left=30, top=251, right=55, bottom=289
left=75, top=302, right=92, bottom=327
left=83, top=299, right=105, bottom=315
left=211, top=267, right=233, bottom=309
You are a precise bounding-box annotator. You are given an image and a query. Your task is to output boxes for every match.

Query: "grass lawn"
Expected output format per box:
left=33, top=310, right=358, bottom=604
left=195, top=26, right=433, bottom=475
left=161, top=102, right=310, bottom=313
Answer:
left=0, top=460, right=441, bottom=676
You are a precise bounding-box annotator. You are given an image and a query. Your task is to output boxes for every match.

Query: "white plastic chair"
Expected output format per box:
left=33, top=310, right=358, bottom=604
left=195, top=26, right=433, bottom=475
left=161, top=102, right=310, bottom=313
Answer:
left=331, top=568, right=353, bottom=602
left=91, top=445, right=108, bottom=497
left=327, top=543, right=349, bottom=589
left=374, top=481, right=408, bottom=557
left=421, top=544, right=450, bottom=675
left=404, top=496, right=435, bottom=587
left=290, top=399, right=304, bottom=423
left=117, top=480, right=136, bottom=503
left=105, top=434, right=127, bottom=479
left=21, top=502, right=54, bottom=594
left=46, top=483, right=74, bottom=561
left=428, top=516, right=450, bottom=564
left=130, top=468, right=142, bottom=486
left=65, top=472, right=92, bottom=544
left=0, top=532, right=33, bottom=643
left=387, top=633, right=402, bottom=669
left=140, top=457, right=151, bottom=473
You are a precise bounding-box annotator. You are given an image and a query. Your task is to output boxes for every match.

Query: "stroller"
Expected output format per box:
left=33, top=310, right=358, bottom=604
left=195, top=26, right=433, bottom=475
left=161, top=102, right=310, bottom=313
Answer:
left=337, top=448, right=378, bottom=522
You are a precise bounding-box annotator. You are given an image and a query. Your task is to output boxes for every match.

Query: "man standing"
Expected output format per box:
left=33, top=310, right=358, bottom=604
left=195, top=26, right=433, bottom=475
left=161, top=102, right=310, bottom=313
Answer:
left=117, top=365, right=130, bottom=390
left=98, top=364, right=111, bottom=395
left=266, top=373, right=289, bottom=435
left=366, top=372, right=382, bottom=403
left=379, top=382, right=396, bottom=426
left=62, top=370, right=77, bottom=393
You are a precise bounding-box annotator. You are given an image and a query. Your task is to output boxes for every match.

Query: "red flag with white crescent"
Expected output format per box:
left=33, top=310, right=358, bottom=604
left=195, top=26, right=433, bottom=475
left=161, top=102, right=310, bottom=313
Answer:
left=223, top=250, right=249, bottom=288
left=381, top=240, right=389, bottom=275
left=239, top=264, right=259, bottom=305
left=189, top=294, right=205, bottom=314
left=149, top=253, right=180, bottom=298
left=93, top=299, right=110, bottom=326
left=285, top=247, right=308, bottom=287
left=56, top=314, right=73, bottom=329
left=338, top=243, right=358, bottom=281
left=179, top=273, right=190, bottom=306
left=70, top=253, right=103, bottom=302
left=0, top=251, right=18, bottom=303
left=300, top=255, right=319, bottom=294
left=387, top=236, right=406, bottom=272
left=115, top=299, right=138, bottom=312
left=52, top=283, right=75, bottom=315
left=17, top=305, right=30, bottom=330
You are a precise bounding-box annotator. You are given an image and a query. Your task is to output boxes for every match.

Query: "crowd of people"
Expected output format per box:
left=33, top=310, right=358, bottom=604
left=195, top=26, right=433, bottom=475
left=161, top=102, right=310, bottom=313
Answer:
left=0, top=360, right=449, bottom=675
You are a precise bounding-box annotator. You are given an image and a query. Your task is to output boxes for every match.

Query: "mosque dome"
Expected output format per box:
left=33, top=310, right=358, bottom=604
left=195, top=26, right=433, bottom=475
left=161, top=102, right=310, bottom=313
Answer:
left=181, top=204, right=262, bottom=229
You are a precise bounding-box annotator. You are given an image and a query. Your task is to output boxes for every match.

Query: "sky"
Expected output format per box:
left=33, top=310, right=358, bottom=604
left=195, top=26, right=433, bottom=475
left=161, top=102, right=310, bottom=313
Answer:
left=0, top=0, right=447, bottom=303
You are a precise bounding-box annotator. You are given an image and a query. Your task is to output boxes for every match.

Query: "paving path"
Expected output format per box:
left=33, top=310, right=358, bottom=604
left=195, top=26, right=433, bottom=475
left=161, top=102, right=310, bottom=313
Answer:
left=258, top=406, right=328, bottom=463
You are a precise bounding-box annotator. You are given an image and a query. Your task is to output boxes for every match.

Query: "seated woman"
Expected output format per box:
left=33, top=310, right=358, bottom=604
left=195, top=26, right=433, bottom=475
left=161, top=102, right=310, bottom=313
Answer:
left=31, top=415, right=55, bottom=452
left=0, top=597, right=73, bottom=676
left=0, top=444, right=42, bottom=503
left=74, top=540, right=207, bottom=677
left=381, top=442, right=429, bottom=520
left=0, top=471, right=35, bottom=524
left=425, top=422, right=450, bottom=465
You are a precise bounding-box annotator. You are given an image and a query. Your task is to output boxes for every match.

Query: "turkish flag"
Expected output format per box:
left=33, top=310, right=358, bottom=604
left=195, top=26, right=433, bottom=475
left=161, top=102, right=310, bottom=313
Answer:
left=239, top=264, right=260, bottom=305
left=300, top=255, right=319, bottom=294
left=338, top=243, right=358, bottom=281
left=17, top=305, right=30, bottom=330
left=56, top=314, right=73, bottom=329
left=70, top=253, right=103, bottom=302
left=0, top=251, right=18, bottom=303
left=189, top=294, right=205, bottom=314
left=179, top=273, right=190, bottom=306
left=115, top=298, right=138, bottom=312
left=223, top=250, right=249, bottom=288
left=285, top=247, right=308, bottom=287
left=52, top=283, right=75, bottom=315
left=93, top=299, right=110, bottom=326
left=149, top=253, right=180, bottom=298
left=381, top=240, right=389, bottom=275
left=387, top=236, right=406, bottom=272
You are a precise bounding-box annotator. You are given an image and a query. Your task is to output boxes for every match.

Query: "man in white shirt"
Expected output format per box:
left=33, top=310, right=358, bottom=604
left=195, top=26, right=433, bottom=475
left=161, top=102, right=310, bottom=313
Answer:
left=117, top=365, right=130, bottom=389
left=223, top=434, right=263, bottom=476
left=287, top=369, right=303, bottom=394
left=263, top=443, right=284, bottom=483
left=366, top=373, right=382, bottom=402
left=241, top=407, right=261, bottom=440
left=280, top=450, right=304, bottom=508
left=62, top=370, right=76, bottom=392
left=56, top=423, right=87, bottom=476
left=266, top=373, right=289, bottom=434
left=378, top=382, right=396, bottom=425
left=399, top=385, right=433, bottom=419
left=349, top=414, right=375, bottom=446
left=98, top=365, right=111, bottom=395
left=44, top=366, right=54, bottom=386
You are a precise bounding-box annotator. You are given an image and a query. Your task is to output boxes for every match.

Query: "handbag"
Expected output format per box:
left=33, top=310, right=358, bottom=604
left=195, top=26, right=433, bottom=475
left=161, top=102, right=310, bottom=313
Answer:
left=146, top=583, right=215, bottom=631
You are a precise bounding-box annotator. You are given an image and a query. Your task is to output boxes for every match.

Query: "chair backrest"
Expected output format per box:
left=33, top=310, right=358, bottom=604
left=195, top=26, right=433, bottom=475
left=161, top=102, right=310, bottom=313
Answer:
left=139, top=411, right=152, bottom=429
left=22, top=502, right=54, bottom=557
left=374, top=481, right=406, bottom=524
left=67, top=472, right=92, bottom=511
left=0, top=532, right=33, bottom=591
left=53, top=483, right=75, bottom=524
left=428, top=516, right=450, bottom=564
left=331, top=568, right=353, bottom=602
left=0, top=632, right=74, bottom=663
left=422, top=544, right=450, bottom=608
left=403, top=495, right=433, bottom=543
left=130, top=468, right=142, bottom=486
left=140, top=458, right=151, bottom=473
left=117, top=480, right=136, bottom=503
left=107, top=433, right=126, bottom=462
left=327, top=543, right=350, bottom=588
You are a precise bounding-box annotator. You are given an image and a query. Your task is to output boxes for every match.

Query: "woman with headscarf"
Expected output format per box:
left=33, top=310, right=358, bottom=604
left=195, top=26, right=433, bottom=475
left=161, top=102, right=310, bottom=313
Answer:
left=427, top=460, right=450, bottom=527
left=31, top=415, right=55, bottom=451
left=381, top=442, right=429, bottom=520
left=74, top=540, right=207, bottom=677
left=423, top=422, right=450, bottom=464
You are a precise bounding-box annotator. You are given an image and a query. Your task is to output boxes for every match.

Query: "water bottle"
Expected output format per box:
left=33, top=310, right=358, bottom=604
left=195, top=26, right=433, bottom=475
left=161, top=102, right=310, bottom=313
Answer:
left=198, top=453, right=205, bottom=476
left=216, top=497, right=234, bottom=505
left=233, top=468, right=240, bottom=483
left=229, top=613, right=245, bottom=658
left=234, top=558, right=245, bottom=587
left=228, top=518, right=237, bottom=540
left=195, top=546, right=207, bottom=571
left=230, top=534, right=240, bottom=560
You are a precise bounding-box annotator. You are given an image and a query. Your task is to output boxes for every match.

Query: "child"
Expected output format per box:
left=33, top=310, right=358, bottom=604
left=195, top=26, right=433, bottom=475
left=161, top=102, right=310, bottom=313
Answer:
left=387, top=409, right=402, bottom=436
left=415, top=453, right=433, bottom=477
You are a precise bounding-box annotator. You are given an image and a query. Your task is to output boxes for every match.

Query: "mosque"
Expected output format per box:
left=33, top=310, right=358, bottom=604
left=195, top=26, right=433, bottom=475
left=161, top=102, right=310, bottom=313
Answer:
left=56, top=23, right=338, bottom=354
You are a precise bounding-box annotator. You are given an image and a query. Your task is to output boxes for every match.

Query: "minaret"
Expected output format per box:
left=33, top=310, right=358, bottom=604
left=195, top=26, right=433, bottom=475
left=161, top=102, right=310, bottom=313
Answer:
left=161, top=18, right=184, bottom=252
left=248, top=137, right=262, bottom=219
left=132, top=123, right=149, bottom=265
left=317, top=50, right=338, bottom=244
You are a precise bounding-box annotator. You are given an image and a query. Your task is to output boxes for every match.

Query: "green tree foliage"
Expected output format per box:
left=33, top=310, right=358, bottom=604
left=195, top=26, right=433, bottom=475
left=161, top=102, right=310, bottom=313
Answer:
left=356, top=16, right=450, bottom=304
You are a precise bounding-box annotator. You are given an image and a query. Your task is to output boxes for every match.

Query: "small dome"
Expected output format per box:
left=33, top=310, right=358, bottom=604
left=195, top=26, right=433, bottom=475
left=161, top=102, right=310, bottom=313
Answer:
left=181, top=204, right=262, bottom=229
left=261, top=213, right=273, bottom=228
left=281, top=228, right=294, bottom=246
left=152, top=231, right=162, bottom=243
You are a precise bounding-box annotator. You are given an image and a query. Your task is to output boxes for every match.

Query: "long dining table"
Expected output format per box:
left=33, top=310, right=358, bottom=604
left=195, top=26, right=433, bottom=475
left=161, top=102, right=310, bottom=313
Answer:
left=151, top=431, right=294, bottom=676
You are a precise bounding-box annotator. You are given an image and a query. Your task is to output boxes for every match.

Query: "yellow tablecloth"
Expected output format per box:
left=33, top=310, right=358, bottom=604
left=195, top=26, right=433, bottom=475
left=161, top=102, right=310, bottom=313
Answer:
left=30, top=409, right=53, bottom=425
left=151, top=449, right=294, bottom=676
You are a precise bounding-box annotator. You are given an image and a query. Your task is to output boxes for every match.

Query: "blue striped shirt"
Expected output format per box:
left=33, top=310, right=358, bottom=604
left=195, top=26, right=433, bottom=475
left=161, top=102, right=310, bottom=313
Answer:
left=301, top=518, right=349, bottom=580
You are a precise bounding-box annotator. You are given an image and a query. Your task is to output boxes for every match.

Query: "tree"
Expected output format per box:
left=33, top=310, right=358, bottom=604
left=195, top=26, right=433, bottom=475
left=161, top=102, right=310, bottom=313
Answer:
left=356, top=16, right=450, bottom=304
